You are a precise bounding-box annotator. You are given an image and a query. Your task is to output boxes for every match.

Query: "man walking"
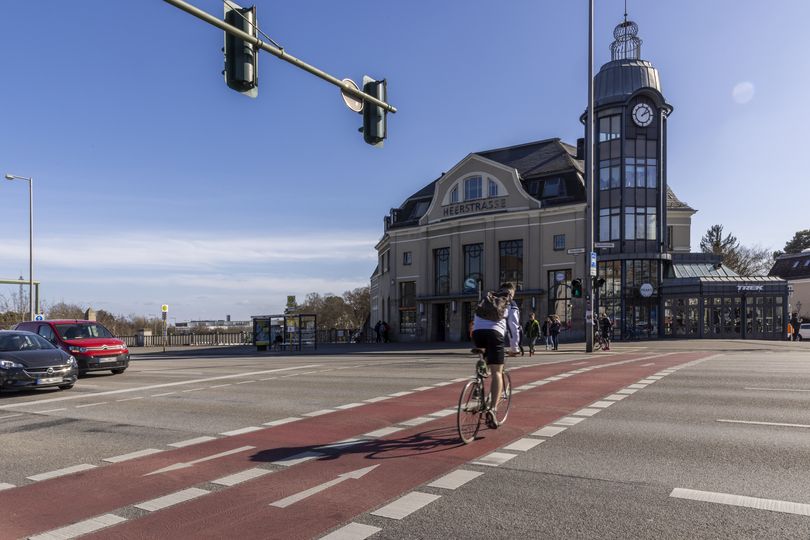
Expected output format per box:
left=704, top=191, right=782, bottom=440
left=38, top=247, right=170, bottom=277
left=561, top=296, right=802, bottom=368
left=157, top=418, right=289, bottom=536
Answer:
left=524, top=313, right=540, bottom=356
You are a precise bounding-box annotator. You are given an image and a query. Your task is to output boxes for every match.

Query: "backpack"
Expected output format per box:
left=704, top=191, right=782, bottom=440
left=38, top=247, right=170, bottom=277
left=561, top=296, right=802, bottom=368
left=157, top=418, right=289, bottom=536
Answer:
left=475, top=290, right=511, bottom=322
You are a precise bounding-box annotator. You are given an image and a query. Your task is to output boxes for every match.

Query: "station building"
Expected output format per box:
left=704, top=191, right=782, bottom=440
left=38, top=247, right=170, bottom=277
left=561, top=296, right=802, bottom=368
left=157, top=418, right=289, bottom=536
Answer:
left=371, top=19, right=788, bottom=342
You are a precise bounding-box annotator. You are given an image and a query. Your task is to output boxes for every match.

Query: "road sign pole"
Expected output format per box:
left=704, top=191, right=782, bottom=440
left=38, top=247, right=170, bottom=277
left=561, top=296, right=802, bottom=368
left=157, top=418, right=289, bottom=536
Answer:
left=584, top=0, right=595, bottom=353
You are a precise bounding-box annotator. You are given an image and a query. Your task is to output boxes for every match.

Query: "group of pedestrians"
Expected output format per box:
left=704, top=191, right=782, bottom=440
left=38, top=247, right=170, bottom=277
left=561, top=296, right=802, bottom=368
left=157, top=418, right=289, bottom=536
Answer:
left=501, top=312, right=562, bottom=355
left=373, top=320, right=390, bottom=343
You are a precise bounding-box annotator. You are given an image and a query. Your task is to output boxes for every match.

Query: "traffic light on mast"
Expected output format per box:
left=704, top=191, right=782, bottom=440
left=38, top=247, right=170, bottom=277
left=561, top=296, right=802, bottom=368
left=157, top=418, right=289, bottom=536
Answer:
left=361, top=77, right=387, bottom=147
left=223, top=1, right=258, bottom=98
left=571, top=278, right=583, bottom=298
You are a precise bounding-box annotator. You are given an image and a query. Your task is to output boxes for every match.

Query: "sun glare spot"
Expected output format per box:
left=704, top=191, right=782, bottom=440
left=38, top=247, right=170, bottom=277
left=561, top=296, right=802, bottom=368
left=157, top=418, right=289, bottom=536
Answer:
left=732, top=82, right=755, bottom=104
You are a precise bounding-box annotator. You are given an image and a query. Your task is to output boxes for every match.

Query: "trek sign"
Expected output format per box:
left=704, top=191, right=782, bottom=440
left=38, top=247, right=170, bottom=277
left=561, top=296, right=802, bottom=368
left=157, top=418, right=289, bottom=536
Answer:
left=737, top=285, right=764, bottom=292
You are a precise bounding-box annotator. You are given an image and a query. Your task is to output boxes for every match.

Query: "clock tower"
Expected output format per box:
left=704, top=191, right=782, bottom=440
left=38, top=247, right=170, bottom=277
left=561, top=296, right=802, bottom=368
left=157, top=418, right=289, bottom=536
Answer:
left=591, top=17, right=673, bottom=339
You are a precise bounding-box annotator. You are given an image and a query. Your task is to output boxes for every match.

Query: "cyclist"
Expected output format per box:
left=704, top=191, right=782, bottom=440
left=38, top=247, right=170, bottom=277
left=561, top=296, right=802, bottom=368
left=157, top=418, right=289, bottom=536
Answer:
left=599, top=313, right=613, bottom=350
left=471, top=282, right=520, bottom=428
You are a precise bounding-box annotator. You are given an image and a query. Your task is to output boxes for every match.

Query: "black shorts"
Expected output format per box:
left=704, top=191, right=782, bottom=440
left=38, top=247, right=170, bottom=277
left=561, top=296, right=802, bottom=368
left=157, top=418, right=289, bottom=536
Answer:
left=472, top=329, right=505, bottom=365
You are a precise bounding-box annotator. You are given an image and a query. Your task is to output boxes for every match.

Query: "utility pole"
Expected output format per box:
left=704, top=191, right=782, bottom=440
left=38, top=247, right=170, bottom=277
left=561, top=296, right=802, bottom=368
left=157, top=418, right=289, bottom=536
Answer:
left=584, top=0, right=595, bottom=353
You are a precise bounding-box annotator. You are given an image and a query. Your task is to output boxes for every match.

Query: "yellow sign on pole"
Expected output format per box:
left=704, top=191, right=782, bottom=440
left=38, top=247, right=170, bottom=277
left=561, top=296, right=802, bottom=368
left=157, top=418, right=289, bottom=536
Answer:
left=286, top=296, right=296, bottom=308
left=161, top=304, right=169, bottom=313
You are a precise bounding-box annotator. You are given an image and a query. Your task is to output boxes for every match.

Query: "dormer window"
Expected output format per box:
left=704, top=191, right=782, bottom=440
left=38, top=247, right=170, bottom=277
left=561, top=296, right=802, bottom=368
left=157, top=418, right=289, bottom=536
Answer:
left=464, top=176, right=483, bottom=200
left=488, top=179, right=498, bottom=197
left=442, top=174, right=508, bottom=206
left=450, top=185, right=459, bottom=203
left=542, top=177, right=566, bottom=198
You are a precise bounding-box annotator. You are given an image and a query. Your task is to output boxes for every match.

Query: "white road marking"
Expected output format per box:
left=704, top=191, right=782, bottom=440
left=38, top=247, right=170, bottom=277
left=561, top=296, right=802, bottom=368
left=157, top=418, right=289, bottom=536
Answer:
left=503, top=438, right=544, bottom=452
left=364, top=396, right=392, bottom=403
left=546, top=376, right=565, bottom=381
left=28, top=464, right=96, bottom=482
left=428, top=469, right=483, bottom=490
left=335, top=403, right=365, bottom=410
left=638, top=379, right=658, bottom=384
left=363, top=426, right=405, bottom=438
left=412, top=386, right=434, bottom=392
left=263, top=417, right=301, bottom=427
left=116, top=396, right=144, bottom=402
left=151, top=392, right=177, bottom=397
left=529, top=381, right=550, bottom=386
left=428, top=408, right=456, bottom=418
left=532, top=426, right=566, bottom=438
left=103, top=448, right=163, bottom=463
left=433, top=381, right=453, bottom=387
left=272, top=450, right=323, bottom=467
left=590, top=401, right=614, bottom=409
left=167, top=436, right=217, bottom=448
left=573, top=362, right=588, bottom=365
left=399, top=416, right=434, bottom=427
left=75, top=402, right=108, bottom=408
left=514, top=384, right=535, bottom=391
left=0, top=413, right=24, bottom=419
left=259, top=377, right=277, bottom=381
left=33, top=408, right=66, bottom=414
left=472, top=451, right=518, bottom=467
left=212, top=467, right=272, bottom=487
left=451, top=377, right=469, bottom=382
left=604, top=394, right=628, bottom=401
left=670, top=488, right=810, bottom=516
left=641, top=362, right=655, bottom=366
left=627, top=383, right=648, bottom=389
left=181, top=387, right=207, bottom=393
left=646, top=376, right=664, bottom=380
left=271, top=465, right=379, bottom=508
left=617, top=388, right=638, bottom=395
left=0, top=483, right=15, bottom=490
left=303, top=409, right=335, bottom=417
left=316, top=438, right=366, bottom=451
left=555, top=416, right=585, bottom=426
left=145, top=446, right=255, bottom=476
left=220, top=426, right=263, bottom=436
left=745, top=387, right=810, bottom=393
left=135, top=488, right=209, bottom=512
left=371, top=491, right=441, bottom=519
left=389, top=391, right=414, bottom=397
left=716, top=419, right=810, bottom=429
left=29, top=513, right=127, bottom=540
left=572, top=408, right=601, bottom=417
left=320, top=522, right=381, bottom=540
left=0, top=364, right=323, bottom=411
left=235, top=380, right=255, bottom=385
left=209, top=384, right=232, bottom=389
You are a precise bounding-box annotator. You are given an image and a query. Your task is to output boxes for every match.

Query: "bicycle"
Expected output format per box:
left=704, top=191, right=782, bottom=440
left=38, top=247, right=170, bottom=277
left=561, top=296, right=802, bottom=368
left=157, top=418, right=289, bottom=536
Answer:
left=457, top=348, right=512, bottom=444
left=593, top=329, right=608, bottom=351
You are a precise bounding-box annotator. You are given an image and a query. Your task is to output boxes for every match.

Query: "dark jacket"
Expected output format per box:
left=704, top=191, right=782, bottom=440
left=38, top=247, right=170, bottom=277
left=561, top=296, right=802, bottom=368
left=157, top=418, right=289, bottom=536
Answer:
left=550, top=321, right=562, bottom=336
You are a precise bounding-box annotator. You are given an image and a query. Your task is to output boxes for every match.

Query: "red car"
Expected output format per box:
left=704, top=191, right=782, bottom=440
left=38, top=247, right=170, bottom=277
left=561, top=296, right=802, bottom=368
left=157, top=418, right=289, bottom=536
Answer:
left=15, top=320, right=129, bottom=376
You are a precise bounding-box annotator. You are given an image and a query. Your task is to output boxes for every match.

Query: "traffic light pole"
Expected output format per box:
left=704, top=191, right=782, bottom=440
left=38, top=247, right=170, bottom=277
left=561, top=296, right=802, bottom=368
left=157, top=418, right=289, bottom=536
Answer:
left=584, top=0, right=595, bottom=353
left=163, top=0, right=397, bottom=114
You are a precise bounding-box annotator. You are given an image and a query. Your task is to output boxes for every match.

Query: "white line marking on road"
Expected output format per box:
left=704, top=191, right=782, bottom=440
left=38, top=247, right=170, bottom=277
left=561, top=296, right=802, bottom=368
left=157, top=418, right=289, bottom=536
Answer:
left=371, top=491, right=441, bottom=519
left=389, top=391, right=414, bottom=397
left=433, top=381, right=453, bottom=387
left=617, top=388, right=638, bottom=395
left=399, top=416, right=434, bottom=427
left=303, top=409, right=335, bottom=417
left=529, top=381, right=550, bottom=386
left=235, top=380, right=255, bottom=385
left=604, top=394, right=628, bottom=401
left=717, top=419, right=810, bottom=429
left=271, top=465, right=379, bottom=508
left=503, top=438, right=544, bottom=452
left=627, top=383, right=648, bottom=389
left=572, top=408, right=601, bottom=417
left=272, top=451, right=323, bottom=467
left=413, top=386, right=434, bottom=392
left=573, top=362, right=588, bottom=365
left=532, top=426, right=566, bottom=438
left=638, top=379, right=657, bottom=384
left=145, top=446, right=255, bottom=476
left=28, top=464, right=96, bottom=482
left=103, top=448, right=163, bottom=463
left=745, top=387, right=810, bottom=393
left=546, top=376, right=565, bottom=381
left=646, top=376, right=664, bottom=380
left=212, top=467, right=272, bottom=487
left=0, top=413, right=24, bottom=419
left=320, top=522, right=381, bottom=540
left=515, top=384, right=535, bottom=391
left=335, top=403, right=364, bottom=410
left=0, top=483, right=15, bottom=490
left=209, top=384, right=232, bottom=389
left=33, top=408, right=66, bottom=414
left=181, top=387, right=206, bottom=393
left=316, top=438, right=367, bottom=451
left=0, top=364, right=323, bottom=411
left=428, top=469, right=483, bottom=490
left=641, top=362, right=655, bottom=366
left=167, top=436, right=217, bottom=448
left=259, top=377, right=277, bottom=381
left=151, top=392, right=177, bottom=397
left=263, top=417, right=301, bottom=427
left=364, top=396, right=392, bottom=403
left=28, top=513, right=127, bottom=540
left=75, top=402, right=108, bottom=409
left=555, top=416, right=585, bottom=426
left=220, top=426, right=263, bottom=436
left=428, top=408, right=456, bottom=418
left=363, top=426, right=405, bottom=438
left=116, top=396, right=144, bottom=402
left=135, top=488, right=209, bottom=512
left=590, top=401, right=614, bottom=408
left=451, top=377, right=469, bottom=382
left=670, top=488, right=810, bottom=516
left=472, top=451, right=518, bottom=467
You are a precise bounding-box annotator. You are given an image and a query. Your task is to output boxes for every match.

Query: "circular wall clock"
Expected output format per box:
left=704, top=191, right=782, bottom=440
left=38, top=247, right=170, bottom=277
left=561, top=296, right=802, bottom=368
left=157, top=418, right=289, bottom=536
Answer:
left=632, top=103, right=653, bottom=127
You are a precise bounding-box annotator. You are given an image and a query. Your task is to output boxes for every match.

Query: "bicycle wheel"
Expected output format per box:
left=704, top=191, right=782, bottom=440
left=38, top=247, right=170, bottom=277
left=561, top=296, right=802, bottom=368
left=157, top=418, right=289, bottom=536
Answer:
left=493, top=371, right=512, bottom=425
left=593, top=335, right=602, bottom=351
left=457, top=379, right=483, bottom=444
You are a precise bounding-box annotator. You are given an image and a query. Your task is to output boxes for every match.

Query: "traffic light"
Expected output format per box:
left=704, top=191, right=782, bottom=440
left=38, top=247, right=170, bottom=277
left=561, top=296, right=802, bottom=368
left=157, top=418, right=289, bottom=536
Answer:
left=362, top=77, right=387, bottom=146
left=571, top=278, right=583, bottom=298
left=223, top=2, right=258, bottom=98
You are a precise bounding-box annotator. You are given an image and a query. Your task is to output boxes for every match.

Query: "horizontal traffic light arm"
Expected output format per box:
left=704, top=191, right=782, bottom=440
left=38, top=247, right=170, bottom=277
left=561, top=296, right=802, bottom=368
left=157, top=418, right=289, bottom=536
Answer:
left=163, top=0, right=397, bottom=114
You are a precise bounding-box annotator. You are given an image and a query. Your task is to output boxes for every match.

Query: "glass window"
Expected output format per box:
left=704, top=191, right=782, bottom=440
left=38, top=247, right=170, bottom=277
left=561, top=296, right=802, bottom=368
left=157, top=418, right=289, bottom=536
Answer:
left=548, top=269, right=573, bottom=325
left=598, top=115, right=621, bottom=142
left=527, top=180, right=540, bottom=196
left=499, top=240, right=523, bottom=290
left=542, top=178, right=566, bottom=198
left=450, top=185, right=459, bottom=204
left=463, top=243, right=483, bottom=292
left=402, top=251, right=412, bottom=266
left=599, top=207, right=620, bottom=241
left=553, top=234, right=565, bottom=251
left=599, top=159, right=621, bottom=190
left=434, top=247, right=450, bottom=295
left=488, top=179, right=498, bottom=197
left=464, top=176, right=482, bottom=200
left=667, top=225, right=674, bottom=251
left=624, top=207, right=656, bottom=240
left=646, top=207, right=657, bottom=240
left=399, top=281, right=416, bottom=335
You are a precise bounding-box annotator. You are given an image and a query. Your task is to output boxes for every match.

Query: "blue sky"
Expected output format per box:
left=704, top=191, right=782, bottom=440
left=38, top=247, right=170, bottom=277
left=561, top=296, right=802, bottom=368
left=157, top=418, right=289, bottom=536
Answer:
left=1, top=1, right=808, bottom=321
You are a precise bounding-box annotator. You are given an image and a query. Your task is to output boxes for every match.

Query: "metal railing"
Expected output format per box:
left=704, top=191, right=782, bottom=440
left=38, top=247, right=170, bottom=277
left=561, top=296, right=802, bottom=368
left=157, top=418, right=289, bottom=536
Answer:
left=121, top=332, right=252, bottom=348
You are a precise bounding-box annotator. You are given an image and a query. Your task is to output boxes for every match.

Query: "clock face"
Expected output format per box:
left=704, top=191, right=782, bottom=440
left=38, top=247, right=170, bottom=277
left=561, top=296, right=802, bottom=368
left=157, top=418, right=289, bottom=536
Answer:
left=632, top=103, right=653, bottom=127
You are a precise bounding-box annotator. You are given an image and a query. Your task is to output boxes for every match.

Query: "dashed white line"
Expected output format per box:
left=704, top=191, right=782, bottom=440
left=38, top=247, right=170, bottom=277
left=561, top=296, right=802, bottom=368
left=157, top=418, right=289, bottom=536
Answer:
left=103, top=448, right=163, bottom=463
left=34, top=408, right=66, bottom=414
left=412, top=386, right=434, bottom=392
left=211, top=467, right=272, bottom=487
left=135, top=488, right=209, bottom=512
left=116, top=397, right=144, bottom=402
left=235, top=380, right=255, bottom=385
left=272, top=451, right=323, bottom=467
left=320, top=522, right=381, bottom=540
left=472, top=451, right=518, bottom=467
left=603, top=394, right=628, bottom=401
left=181, top=387, right=207, bottom=393
left=29, top=513, right=127, bottom=540
left=371, top=491, right=441, bottom=519
left=670, top=488, right=810, bottom=516
left=572, top=408, right=601, bottom=417
left=399, top=416, right=434, bottom=427
left=75, top=402, right=108, bottom=409
left=151, top=392, right=177, bottom=397
left=259, top=377, right=277, bottom=381
left=364, top=396, right=392, bottom=403
left=616, top=388, right=638, bottom=395
left=627, top=383, right=647, bottom=389
left=335, top=403, right=365, bottom=410
left=532, top=426, right=566, bottom=438
left=28, top=464, right=97, bottom=482
left=0, top=483, right=15, bottom=490
left=555, top=416, right=585, bottom=426
left=433, top=381, right=453, bottom=387
left=503, top=438, right=544, bottom=452
left=220, top=426, right=263, bottom=436
left=427, top=409, right=456, bottom=418
left=209, top=384, right=232, bottom=389
left=589, top=401, right=614, bottom=409
left=389, top=391, right=414, bottom=397
left=303, top=409, right=335, bottom=417
left=451, top=377, right=469, bottom=383
left=363, top=426, right=405, bottom=438
left=428, top=469, right=483, bottom=490
left=168, top=436, right=217, bottom=448
left=716, top=419, right=810, bottom=429
left=263, top=417, right=301, bottom=427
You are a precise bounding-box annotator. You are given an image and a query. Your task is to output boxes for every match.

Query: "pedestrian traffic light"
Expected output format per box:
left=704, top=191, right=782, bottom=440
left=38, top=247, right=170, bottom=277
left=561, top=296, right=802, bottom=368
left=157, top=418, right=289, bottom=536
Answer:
left=362, top=77, right=387, bottom=147
left=223, top=2, right=258, bottom=98
left=571, top=278, right=583, bottom=298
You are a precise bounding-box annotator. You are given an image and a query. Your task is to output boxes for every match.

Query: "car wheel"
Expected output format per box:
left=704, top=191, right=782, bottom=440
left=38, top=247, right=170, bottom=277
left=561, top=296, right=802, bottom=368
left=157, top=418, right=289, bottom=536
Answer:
left=59, top=384, right=74, bottom=390
left=111, top=368, right=126, bottom=375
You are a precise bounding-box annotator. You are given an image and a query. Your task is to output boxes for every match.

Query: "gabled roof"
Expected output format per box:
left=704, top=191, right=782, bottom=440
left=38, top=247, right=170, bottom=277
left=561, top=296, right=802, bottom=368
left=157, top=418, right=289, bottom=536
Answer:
left=769, top=251, right=810, bottom=280
left=666, top=186, right=694, bottom=211
left=477, top=138, right=584, bottom=177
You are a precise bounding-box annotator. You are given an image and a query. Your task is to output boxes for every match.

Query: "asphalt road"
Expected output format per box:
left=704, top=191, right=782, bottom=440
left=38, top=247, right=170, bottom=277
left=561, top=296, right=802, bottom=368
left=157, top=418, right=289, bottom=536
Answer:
left=1, top=340, right=808, bottom=539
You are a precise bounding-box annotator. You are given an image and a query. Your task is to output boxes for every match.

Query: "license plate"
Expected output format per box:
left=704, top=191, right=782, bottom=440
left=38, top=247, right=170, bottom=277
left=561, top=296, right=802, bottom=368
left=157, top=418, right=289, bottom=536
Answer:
left=99, top=357, right=119, bottom=363
left=37, top=377, right=62, bottom=384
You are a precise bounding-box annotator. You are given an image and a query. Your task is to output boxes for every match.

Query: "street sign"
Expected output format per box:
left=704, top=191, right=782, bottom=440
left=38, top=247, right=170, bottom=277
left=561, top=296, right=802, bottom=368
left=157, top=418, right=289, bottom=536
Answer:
left=34, top=313, right=44, bottom=321
left=555, top=272, right=566, bottom=283
left=594, top=242, right=615, bottom=248
left=286, top=295, right=297, bottom=308
left=567, top=248, right=586, bottom=255
left=463, top=277, right=477, bottom=293
left=590, top=252, right=597, bottom=277
left=341, top=78, right=364, bottom=112
left=640, top=283, right=654, bottom=297
left=161, top=304, right=169, bottom=313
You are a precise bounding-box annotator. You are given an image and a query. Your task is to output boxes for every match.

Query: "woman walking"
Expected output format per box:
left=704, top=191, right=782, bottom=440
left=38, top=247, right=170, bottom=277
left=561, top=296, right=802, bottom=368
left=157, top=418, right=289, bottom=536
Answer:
left=550, top=315, right=562, bottom=351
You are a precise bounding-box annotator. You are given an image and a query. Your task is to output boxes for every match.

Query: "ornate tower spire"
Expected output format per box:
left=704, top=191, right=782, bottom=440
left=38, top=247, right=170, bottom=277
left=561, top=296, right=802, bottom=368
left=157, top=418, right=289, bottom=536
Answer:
left=610, top=11, right=642, bottom=61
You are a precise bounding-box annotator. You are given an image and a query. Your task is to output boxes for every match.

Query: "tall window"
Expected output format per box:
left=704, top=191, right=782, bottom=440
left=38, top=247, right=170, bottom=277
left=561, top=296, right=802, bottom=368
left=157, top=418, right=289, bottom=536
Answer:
left=464, top=176, right=482, bottom=200
left=403, top=251, right=412, bottom=265
left=598, top=115, right=621, bottom=142
left=553, top=234, right=565, bottom=251
left=434, top=247, right=450, bottom=295
left=599, top=159, right=621, bottom=190
left=548, top=269, right=572, bottom=325
left=463, top=244, right=483, bottom=292
left=599, top=207, right=621, bottom=241
left=666, top=226, right=674, bottom=251
left=624, top=207, right=657, bottom=240
left=399, top=281, right=416, bottom=335
left=449, top=185, right=459, bottom=203
left=624, top=137, right=658, bottom=188
left=488, top=179, right=498, bottom=197
left=499, top=240, right=523, bottom=290
left=598, top=114, right=622, bottom=191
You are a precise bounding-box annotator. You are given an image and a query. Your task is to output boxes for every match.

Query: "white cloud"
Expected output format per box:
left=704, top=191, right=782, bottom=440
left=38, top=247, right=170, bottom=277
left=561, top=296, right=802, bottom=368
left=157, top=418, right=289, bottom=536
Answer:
left=732, top=82, right=755, bottom=104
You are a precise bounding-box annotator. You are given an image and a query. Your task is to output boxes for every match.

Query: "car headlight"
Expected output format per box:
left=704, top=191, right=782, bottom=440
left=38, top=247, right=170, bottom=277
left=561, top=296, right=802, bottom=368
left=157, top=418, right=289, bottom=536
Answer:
left=66, top=356, right=76, bottom=366
left=0, top=359, right=24, bottom=369
left=68, top=346, right=88, bottom=353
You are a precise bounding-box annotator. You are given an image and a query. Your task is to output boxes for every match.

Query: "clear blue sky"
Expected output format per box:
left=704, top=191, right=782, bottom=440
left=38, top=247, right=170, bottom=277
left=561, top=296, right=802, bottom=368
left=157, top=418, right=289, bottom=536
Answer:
left=1, top=1, right=808, bottom=321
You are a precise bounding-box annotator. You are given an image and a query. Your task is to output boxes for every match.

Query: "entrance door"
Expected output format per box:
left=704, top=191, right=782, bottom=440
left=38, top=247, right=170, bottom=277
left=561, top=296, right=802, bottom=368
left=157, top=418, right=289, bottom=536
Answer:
left=434, top=304, right=447, bottom=342
left=623, top=300, right=659, bottom=339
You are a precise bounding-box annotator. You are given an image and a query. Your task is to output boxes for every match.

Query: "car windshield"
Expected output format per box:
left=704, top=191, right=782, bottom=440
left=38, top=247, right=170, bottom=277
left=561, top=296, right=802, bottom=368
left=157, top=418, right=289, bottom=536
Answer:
left=54, top=323, right=114, bottom=340
left=0, top=333, right=56, bottom=352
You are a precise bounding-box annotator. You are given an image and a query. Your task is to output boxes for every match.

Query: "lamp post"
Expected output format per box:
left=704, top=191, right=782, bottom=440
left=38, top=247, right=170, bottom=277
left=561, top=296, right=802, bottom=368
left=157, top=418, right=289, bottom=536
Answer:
left=4, top=173, right=34, bottom=321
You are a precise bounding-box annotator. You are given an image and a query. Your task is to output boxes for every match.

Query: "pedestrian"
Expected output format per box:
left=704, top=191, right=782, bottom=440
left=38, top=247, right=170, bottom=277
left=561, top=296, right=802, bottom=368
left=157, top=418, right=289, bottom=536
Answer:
left=374, top=320, right=382, bottom=343
left=542, top=316, right=552, bottom=351
left=790, top=312, right=801, bottom=342
left=550, top=315, right=562, bottom=351
left=382, top=321, right=390, bottom=343
left=524, top=312, right=540, bottom=356
left=599, top=313, right=613, bottom=351
left=516, top=320, right=525, bottom=356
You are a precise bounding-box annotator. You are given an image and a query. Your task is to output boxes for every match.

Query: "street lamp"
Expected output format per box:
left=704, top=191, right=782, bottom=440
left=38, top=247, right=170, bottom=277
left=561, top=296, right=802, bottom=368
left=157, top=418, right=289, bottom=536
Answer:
left=4, top=173, right=34, bottom=321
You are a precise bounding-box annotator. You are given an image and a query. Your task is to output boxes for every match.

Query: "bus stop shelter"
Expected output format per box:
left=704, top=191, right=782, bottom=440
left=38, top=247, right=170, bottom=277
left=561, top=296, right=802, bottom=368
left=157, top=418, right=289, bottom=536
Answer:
left=251, top=313, right=317, bottom=352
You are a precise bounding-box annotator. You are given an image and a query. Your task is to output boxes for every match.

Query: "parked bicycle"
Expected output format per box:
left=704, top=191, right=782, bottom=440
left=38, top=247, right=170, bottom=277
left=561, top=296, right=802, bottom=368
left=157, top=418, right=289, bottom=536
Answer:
left=457, top=348, right=512, bottom=444
left=593, top=329, right=608, bottom=350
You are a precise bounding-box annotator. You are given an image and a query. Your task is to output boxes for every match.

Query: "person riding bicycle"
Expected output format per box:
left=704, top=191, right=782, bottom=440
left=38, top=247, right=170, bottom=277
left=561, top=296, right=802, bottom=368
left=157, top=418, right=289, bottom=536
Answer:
left=471, top=282, right=520, bottom=429
left=599, top=313, right=613, bottom=350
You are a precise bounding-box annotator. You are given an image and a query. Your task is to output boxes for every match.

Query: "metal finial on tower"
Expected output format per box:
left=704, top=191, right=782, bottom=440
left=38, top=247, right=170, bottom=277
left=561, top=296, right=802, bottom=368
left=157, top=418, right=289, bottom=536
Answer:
left=610, top=16, right=642, bottom=61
